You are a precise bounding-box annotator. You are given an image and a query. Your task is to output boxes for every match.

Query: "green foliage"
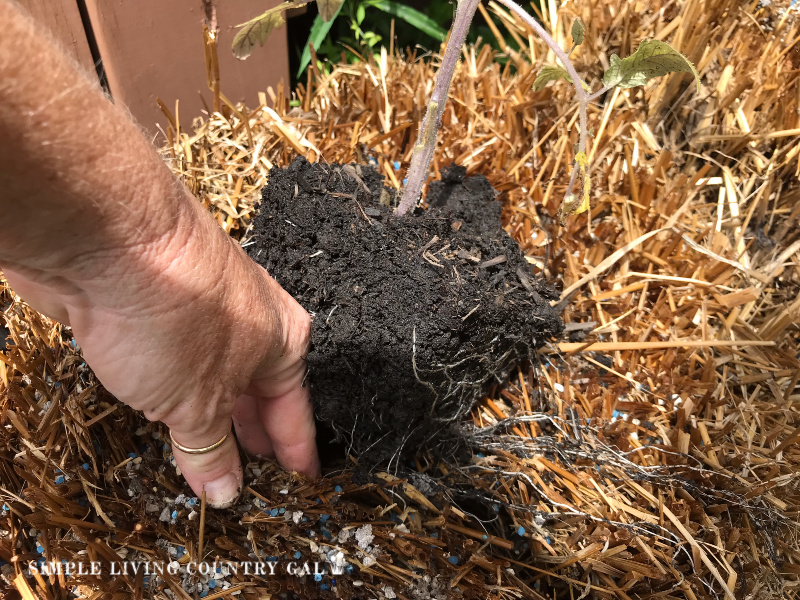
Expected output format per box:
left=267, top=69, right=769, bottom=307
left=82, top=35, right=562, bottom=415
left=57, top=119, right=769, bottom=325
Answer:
left=371, top=0, right=447, bottom=43
left=532, top=65, right=589, bottom=91
left=532, top=34, right=699, bottom=221
left=298, top=3, right=346, bottom=77
left=534, top=38, right=697, bottom=96
left=427, top=0, right=457, bottom=32
left=234, top=0, right=447, bottom=79
left=316, top=0, right=344, bottom=22
left=571, top=18, right=584, bottom=46
left=232, top=8, right=287, bottom=60
left=349, top=1, right=383, bottom=53
left=602, top=39, right=700, bottom=91
left=302, top=0, right=445, bottom=76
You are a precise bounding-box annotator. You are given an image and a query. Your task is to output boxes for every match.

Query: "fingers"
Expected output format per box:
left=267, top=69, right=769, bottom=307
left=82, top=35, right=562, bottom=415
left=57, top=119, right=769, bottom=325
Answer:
left=262, top=385, right=321, bottom=478
left=236, top=386, right=321, bottom=478
left=167, top=417, right=243, bottom=509
left=232, top=394, right=275, bottom=457
left=165, top=267, right=317, bottom=506
left=167, top=383, right=317, bottom=510
left=246, top=271, right=320, bottom=477
left=248, top=374, right=321, bottom=478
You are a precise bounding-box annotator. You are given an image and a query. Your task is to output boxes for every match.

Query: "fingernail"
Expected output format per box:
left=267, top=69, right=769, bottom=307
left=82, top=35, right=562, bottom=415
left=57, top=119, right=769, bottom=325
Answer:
left=203, top=472, right=242, bottom=509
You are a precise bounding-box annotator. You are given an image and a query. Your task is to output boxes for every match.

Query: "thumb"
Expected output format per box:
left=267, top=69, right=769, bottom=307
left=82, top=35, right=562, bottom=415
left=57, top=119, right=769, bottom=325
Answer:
left=167, top=417, right=243, bottom=509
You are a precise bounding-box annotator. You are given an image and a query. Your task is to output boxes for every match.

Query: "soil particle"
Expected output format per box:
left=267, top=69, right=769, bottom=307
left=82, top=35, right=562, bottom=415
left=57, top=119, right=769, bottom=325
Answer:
left=249, top=157, right=562, bottom=464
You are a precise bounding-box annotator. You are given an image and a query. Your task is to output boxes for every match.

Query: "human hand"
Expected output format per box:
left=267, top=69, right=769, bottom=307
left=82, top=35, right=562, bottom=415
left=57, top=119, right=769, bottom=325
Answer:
left=0, top=0, right=320, bottom=508
left=2, top=195, right=320, bottom=508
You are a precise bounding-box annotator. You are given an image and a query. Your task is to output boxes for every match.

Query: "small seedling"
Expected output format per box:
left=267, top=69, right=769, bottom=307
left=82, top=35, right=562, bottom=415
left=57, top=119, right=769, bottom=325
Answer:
left=233, top=1, right=698, bottom=222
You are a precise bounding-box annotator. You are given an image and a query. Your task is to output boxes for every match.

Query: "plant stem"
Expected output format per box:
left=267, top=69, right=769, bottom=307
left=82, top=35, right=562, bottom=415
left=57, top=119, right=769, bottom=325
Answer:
left=396, top=0, right=481, bottom=216
left=495, top=0, right=589, bottom=202
left=587, top=83, right=614, bottom=102
left=397, top=0, right=591, bottom=215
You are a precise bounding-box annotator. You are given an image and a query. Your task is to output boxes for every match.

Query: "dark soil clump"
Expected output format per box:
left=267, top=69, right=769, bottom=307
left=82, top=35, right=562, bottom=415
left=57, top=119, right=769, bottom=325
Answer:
left=248, top=157, right=562, bottom=465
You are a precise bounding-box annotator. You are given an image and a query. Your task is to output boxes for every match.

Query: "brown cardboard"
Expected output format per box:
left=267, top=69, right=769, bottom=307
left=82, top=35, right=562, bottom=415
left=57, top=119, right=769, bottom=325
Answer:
left=17, top=0, right=96, bottom=75
left=83, top=0, right=289, bottom=139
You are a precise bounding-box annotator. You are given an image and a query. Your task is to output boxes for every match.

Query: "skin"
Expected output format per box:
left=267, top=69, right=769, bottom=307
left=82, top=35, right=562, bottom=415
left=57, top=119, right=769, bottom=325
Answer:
left=0, top=0, right=320, bottom=507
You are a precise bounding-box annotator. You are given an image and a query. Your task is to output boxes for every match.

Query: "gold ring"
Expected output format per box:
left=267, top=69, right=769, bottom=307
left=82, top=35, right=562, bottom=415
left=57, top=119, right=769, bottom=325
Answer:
left=169, top=430, right=229, bottom=455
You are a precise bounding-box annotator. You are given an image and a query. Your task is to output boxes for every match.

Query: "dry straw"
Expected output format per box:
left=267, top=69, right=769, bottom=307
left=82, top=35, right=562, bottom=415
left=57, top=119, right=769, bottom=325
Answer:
left=2, top=0, right=800, bottom=598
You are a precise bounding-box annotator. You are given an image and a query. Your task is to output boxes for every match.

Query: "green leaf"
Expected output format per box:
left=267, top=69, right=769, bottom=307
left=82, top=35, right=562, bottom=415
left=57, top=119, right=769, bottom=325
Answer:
left=533, top=65, right=571, bottom=91
left=232, top=9, right=286, bottom=60
left=602, top=39, right=700, bottom=91
left=371, top=0, right=447, bottom=41
left=297, top=6, right=343, bottom=78
left=364, top=31, right=382, bottom=48
left=356, top=3, right=366, bottom=24
left=317, top=0, right=344, bottom=22
left=571, top=18, right=584, bottom=46
left=533, top=65, right=589, bottom=92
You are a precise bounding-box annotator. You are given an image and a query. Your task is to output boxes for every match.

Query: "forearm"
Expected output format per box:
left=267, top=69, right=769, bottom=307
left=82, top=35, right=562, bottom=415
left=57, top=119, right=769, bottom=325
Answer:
left=0, top=0, right=204, bottom=322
